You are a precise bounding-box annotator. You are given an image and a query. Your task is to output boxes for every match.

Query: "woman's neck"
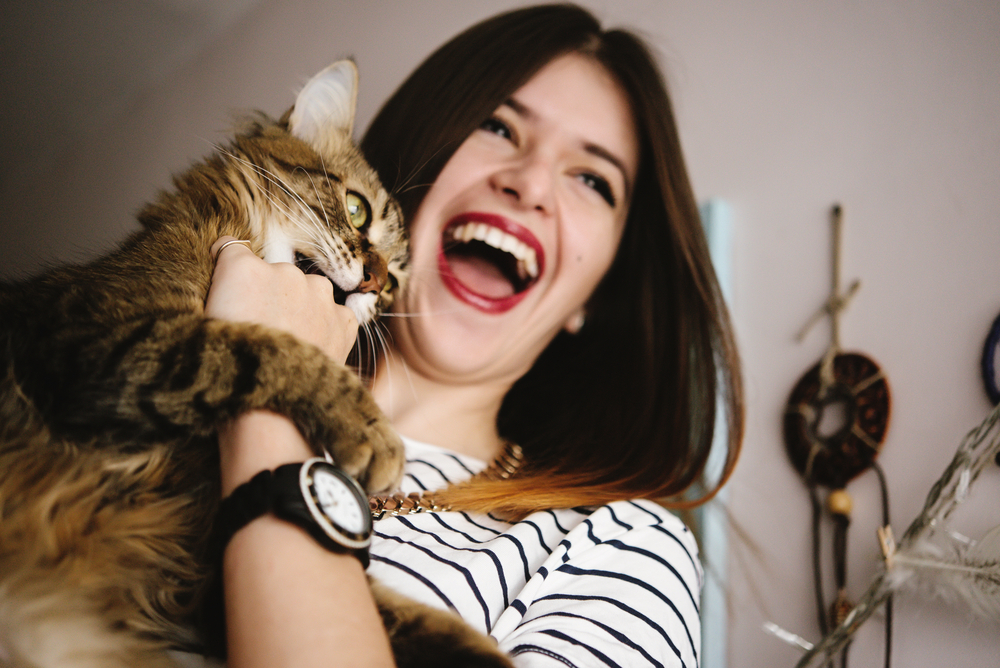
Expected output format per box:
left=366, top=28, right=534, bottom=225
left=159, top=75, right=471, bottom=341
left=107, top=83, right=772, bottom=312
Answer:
left=370, top=352, right=511, bottom=463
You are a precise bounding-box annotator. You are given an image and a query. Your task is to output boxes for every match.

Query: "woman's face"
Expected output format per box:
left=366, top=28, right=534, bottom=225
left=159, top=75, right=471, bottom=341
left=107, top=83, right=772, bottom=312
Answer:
left=390, top=52, right=639, bottom=386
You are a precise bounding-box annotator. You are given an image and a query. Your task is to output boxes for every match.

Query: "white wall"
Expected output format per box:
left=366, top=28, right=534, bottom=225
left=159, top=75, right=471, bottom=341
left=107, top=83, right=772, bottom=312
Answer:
left=2, top=1, right=998, bottom=665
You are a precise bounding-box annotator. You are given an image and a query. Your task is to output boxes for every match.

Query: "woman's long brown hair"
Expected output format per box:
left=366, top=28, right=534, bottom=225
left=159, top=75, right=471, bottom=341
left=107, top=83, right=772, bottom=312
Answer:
left=361, top=3, right=743, bottom=519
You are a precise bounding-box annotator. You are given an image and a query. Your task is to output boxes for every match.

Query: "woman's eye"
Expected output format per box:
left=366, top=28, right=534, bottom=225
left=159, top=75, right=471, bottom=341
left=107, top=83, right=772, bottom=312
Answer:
left=480, top=116, right=513, bottom=141
left=577, top=173, right=616, bottom=207
left=345, top=191, right=371, bottom=230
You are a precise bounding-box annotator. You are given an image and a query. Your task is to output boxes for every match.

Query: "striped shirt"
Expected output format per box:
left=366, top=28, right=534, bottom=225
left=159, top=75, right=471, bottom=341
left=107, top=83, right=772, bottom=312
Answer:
left=369, top=437, right=703, bottom=668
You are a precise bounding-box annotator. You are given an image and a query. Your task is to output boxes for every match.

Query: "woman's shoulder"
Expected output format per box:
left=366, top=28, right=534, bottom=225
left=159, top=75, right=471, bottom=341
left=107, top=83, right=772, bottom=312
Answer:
left=494, top=500, right=704, bottom=665
left=549, top=499, right=700, bottom=567
left=589, top=498, right=694, bottom=531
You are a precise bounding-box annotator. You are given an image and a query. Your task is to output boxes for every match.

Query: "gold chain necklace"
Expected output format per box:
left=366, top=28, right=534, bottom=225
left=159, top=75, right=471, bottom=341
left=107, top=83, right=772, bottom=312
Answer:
left=368, top=442, right=524, bottom=521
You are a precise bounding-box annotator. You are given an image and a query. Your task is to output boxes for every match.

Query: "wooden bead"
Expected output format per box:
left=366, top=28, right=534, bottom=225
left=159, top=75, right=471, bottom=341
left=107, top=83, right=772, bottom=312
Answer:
left=827, top=488, right=853, bottom=517
left=829, top=591, right=854, bottom=627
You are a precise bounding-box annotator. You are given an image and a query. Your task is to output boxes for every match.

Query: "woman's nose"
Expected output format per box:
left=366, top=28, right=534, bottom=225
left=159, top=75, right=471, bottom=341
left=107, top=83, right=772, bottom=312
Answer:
left=490, top=152, right=556, bottom=213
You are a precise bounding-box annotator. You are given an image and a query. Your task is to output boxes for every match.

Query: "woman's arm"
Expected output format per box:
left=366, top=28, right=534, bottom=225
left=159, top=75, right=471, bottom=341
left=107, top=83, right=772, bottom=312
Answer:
left=219, top=413, right=394, bottom=668
left=207, top=237, right=395, bottom=667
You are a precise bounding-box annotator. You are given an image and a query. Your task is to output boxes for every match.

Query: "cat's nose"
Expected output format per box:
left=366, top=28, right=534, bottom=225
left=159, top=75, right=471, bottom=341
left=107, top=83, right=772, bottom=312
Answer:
left=358, top=255, right=388, bottom=294
left=358, top=272, right=383, bottom=294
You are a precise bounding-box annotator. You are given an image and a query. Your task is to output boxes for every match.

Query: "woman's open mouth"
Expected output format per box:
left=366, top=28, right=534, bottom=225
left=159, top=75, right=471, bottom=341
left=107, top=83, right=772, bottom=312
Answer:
left=438, top=214, right=544, bottom=314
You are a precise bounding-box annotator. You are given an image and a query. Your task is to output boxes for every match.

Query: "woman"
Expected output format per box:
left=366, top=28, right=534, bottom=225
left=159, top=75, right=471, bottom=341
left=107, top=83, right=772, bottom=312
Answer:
left=207, top=4, right=742, bottom=666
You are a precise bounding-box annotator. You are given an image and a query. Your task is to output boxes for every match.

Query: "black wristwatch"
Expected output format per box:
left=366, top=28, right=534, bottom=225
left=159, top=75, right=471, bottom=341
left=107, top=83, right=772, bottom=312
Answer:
left=216, top=458, right=373, bottom=567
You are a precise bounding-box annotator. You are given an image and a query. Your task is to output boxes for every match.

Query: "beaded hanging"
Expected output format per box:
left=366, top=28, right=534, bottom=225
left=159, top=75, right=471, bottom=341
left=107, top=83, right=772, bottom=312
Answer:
left=782, top=204, right=893, bottom=668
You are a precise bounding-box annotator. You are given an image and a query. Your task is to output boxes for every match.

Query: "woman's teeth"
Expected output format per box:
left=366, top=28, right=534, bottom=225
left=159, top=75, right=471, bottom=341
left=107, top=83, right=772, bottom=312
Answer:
left=448, top=222, right=539, bottom=281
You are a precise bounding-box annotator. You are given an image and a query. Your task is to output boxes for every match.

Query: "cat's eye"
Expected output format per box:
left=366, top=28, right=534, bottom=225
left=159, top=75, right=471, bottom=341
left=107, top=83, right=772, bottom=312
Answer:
left=345, top=191, right=371, bottom=230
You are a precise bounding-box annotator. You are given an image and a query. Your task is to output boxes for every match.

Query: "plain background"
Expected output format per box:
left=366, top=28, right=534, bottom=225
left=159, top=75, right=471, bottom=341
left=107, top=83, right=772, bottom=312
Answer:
left=2, top=1, right=998, bottom=665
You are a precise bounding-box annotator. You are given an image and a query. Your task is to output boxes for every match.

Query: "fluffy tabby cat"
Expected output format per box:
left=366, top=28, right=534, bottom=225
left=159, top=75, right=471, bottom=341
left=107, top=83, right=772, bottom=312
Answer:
left=0, top=61, right=511, bottom=668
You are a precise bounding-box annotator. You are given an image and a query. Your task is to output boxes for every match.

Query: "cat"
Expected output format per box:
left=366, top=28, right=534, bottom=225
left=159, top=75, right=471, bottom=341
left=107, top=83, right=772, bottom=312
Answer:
left=0, top=61, right=512, bottom=668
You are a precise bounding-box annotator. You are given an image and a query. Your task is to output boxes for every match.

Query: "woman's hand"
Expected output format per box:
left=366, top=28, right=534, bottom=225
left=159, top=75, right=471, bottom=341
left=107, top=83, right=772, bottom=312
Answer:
left=205, top=238, right=396, bottom=666
left=206, top=237, right=364, bottom=491
left=206, top=236, right=361, bottom=491
left=205, top=236, right=359, bottom=364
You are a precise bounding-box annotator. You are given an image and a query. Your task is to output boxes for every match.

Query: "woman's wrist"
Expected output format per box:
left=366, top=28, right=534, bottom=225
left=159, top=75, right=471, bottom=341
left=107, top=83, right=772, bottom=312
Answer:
left=219, top=411, right=313, bottom=497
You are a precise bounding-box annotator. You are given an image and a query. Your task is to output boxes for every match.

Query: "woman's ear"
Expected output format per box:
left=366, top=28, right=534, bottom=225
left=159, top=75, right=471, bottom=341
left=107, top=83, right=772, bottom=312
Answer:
left=563, top=309, right=586, bottom=335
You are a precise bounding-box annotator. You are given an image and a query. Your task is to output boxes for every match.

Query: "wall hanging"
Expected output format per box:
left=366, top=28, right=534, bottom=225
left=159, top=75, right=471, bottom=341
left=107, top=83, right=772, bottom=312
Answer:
left=981, top=311, right=1000, bottom=464
left=782, top=204, right=893, bottom=667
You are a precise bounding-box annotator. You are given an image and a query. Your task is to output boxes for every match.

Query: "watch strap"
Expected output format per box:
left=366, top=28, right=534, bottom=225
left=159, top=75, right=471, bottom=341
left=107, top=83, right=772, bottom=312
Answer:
left=215, top=467, right=277, bottom=552
left=215, top=463, right=370, bottom=568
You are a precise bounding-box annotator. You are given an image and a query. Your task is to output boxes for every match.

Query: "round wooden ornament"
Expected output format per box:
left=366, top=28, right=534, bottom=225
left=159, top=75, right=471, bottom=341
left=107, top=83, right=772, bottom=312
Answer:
left=981, top=311, right=1000, bottom=406
left=784, top=352, right=891, bottom=489
left=982, top=311, right=1000, bottom=466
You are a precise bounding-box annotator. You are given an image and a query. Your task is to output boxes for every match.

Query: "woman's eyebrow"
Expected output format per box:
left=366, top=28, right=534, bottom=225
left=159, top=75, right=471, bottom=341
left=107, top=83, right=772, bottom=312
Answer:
left=503, top=97, right=633, bottom=198
left=584, top=143, right=632, bottom=197
left=503, top=97, right=530, bottom=117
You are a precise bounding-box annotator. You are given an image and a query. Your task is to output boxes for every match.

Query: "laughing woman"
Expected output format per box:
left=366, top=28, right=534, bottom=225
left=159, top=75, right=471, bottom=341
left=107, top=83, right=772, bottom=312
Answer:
left=207, top=4, right=743, bottom=667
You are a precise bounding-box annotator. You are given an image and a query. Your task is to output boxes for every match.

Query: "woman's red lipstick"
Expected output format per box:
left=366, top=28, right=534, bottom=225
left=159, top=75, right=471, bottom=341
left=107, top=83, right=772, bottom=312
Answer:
left=437, top=213, right=545, bottom=314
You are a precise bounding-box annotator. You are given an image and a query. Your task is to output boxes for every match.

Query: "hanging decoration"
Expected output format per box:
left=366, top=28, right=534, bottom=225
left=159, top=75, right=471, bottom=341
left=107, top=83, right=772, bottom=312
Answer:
left=785, top=353, right=890, bottom=488
left=979, top=312, right=1000, bottom=467
left=795, top=402, right=1000, bottom=668
left=782, top=204, right=893, bottom=667
left=981, top=313, right=1000, bottom=406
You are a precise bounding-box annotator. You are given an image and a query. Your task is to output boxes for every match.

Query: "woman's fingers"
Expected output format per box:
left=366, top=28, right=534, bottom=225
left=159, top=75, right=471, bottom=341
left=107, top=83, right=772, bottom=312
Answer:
left=205, top=236, right=359, bottom=363
left=211, top=237, right=254, bottom=263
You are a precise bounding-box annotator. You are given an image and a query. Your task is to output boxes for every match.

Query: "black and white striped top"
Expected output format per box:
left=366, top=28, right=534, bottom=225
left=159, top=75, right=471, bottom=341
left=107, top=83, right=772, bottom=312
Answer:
left=368, top=437, right=703, bottom=668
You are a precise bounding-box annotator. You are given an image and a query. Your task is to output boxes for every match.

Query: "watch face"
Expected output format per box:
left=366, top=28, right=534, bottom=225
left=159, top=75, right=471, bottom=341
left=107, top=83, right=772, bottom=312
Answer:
left=312, top=468, right=367, bottom=535
left=300, top=459, right=372, bottom=549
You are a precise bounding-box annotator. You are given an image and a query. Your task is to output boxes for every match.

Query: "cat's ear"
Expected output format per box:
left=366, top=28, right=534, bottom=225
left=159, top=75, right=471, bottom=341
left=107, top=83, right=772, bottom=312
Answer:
left=288, top=60, right=359, bottom=146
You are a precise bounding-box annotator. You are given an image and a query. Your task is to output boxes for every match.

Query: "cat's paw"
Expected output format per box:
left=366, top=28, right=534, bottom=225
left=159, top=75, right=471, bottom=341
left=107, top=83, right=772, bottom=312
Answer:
left=372, top=581, right=515, bottom=668
left=224, top=323, right=405, bottom=493
left=328, top=409, right=404, bottom=494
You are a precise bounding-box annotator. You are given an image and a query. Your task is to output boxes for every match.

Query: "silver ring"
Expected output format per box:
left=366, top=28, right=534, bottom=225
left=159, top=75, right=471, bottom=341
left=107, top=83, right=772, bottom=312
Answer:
left=214, top=239, right=252, bottom=263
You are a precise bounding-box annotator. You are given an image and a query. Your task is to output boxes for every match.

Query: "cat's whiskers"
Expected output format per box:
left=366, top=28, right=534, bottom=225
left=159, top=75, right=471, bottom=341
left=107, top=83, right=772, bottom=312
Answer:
left=222, top=150, right=316, bottom=227
left=364, top=321, right=387, bottom=380
left=355, top=321, right=376, bottom=378
left=397, top=352, right=420, bottom=409
left=395, top=180, right=437, bottom=196
left=294, top=164, right=335, bottom=229
left=287, top=171, right=353, bottom=264
left=364, top=323, right=420, bottom=417
left=224, top=152, right=343, bottom=273
left=310, top=155, right=346, bottom=233
left=377, top=267, right=467, bottom=318
left=390, top=141, right=455, bottom=199
left=360, top=317, right=398, bottom=386
left=287, top=161, right=345, bottom=264
left=223, top=150, right=326, bottom=232
left=371, top=319, right=393, bottom=362
left=253, top=170, right=346, bottom=268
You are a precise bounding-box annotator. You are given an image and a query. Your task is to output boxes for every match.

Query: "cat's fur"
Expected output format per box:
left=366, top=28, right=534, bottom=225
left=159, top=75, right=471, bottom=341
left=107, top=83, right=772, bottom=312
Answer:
left=0, top=62, right=511, bottom=668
